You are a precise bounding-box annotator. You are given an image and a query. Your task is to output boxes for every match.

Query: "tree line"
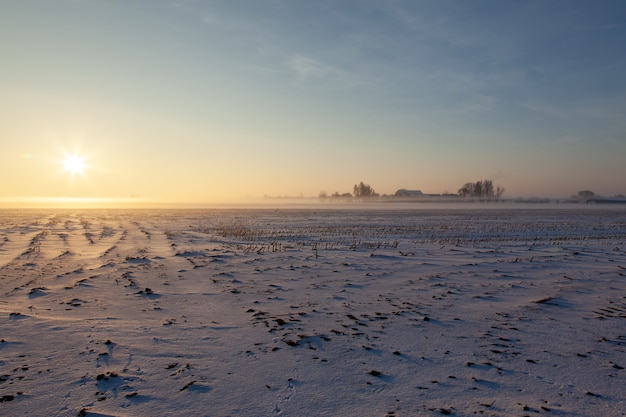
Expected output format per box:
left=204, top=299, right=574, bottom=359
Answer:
left=457, top=179, right=505, bottom=200
left=320, top=179, right=505, bottom=200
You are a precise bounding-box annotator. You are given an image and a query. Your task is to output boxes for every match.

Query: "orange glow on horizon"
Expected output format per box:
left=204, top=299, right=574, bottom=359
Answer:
left=0, top=196, right=147, bottom=209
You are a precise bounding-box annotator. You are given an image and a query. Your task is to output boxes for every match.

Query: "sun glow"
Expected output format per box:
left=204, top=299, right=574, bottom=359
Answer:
left=63, top=153, right=87, bottom=175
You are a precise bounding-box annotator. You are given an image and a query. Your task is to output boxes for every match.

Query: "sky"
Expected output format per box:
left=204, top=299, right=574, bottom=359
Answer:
left=1, top=0, right=625, bottom=206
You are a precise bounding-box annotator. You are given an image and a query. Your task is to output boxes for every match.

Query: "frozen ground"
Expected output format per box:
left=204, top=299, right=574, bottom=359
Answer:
left=0, top=207, right=625, bottom=417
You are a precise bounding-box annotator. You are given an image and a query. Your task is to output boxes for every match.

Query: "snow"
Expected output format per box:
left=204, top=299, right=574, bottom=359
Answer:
left=1, top=207, right=625, bottom=416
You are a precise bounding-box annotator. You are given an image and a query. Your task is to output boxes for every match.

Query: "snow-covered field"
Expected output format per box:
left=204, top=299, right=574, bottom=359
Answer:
left=1, top=206, right=625, bottom=417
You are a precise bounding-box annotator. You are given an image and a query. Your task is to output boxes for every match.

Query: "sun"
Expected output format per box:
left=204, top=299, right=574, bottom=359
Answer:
left=63, top=153, right=87, bottom=175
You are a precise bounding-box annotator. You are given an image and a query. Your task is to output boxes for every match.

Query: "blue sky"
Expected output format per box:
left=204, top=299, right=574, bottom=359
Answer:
left=1, top=0, right=625, bottom=204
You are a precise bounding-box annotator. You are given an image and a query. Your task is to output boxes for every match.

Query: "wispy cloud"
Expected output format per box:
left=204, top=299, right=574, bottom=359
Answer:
left=286, top=54, right=367, bottom=90
left=288, top=55, right=336, bottom=79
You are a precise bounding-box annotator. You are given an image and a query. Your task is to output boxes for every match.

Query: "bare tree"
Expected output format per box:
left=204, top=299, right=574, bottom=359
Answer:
left=353, top=182, right=378, bottom=198
left=458, top=179, right=504, bottom=200
left=577, top=190, right=595, bottom=201
left=458, top=182, right=473, bottom=197
left=577, top=190, right=596, bottom=201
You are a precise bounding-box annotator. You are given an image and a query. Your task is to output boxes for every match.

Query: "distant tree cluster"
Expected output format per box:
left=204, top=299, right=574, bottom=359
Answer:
left=319, top=180, right=509, bottom=202
left=320, top=182, right=379, bottom=200
left=353, top=182, right=379, bottom=198
left=576, top=190, right=595, bottom=200
left=572, top=190, right=625, bottom=202
left=330, top=191, right=353, bottom=198
left=458, top=179, right=504, bottom=200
